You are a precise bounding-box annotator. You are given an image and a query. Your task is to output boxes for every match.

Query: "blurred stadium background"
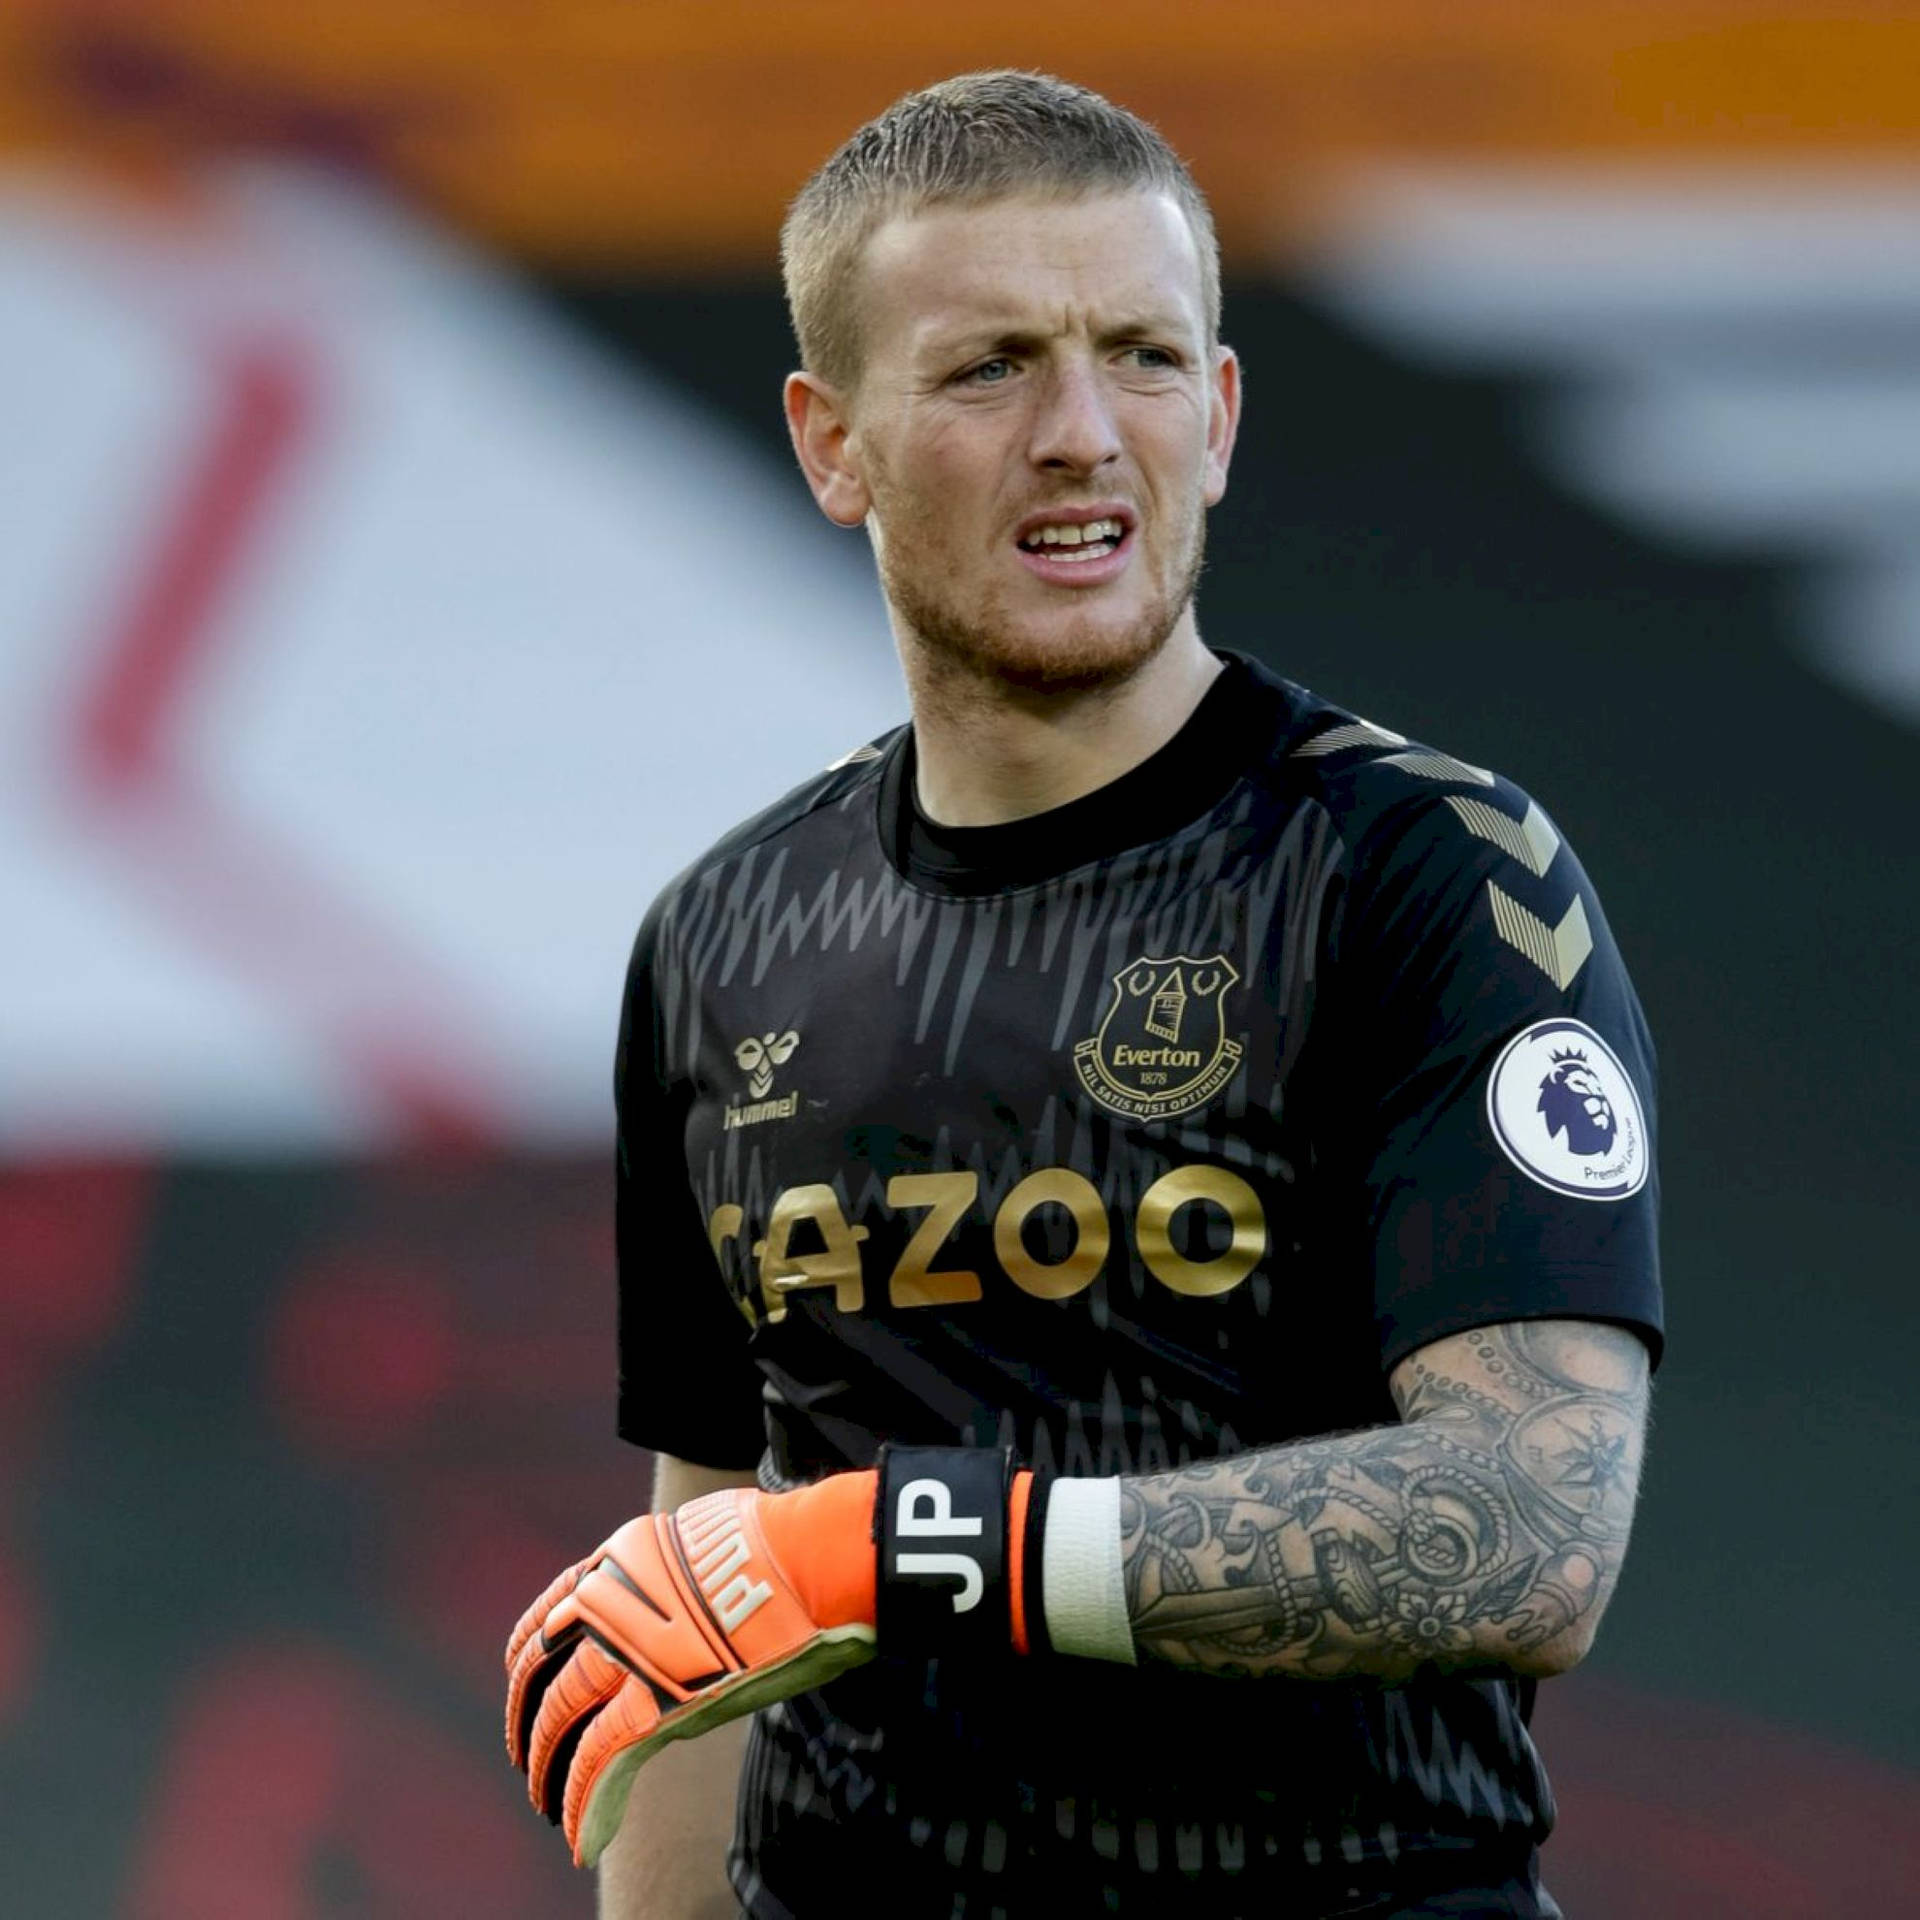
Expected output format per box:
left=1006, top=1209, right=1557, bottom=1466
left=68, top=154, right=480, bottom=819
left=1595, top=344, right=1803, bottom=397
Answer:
left=2, top=4, right=1917, bottom=1913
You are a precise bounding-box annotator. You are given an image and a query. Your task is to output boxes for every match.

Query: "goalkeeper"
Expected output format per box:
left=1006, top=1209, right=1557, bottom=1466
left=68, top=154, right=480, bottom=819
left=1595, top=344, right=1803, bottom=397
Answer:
left=507, top=70, right=1661, bottom=1920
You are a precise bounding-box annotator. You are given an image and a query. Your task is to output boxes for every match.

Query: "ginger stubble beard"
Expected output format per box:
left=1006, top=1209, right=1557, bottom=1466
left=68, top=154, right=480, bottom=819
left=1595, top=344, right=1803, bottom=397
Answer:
left=866, top=463, right=1209, bottom=701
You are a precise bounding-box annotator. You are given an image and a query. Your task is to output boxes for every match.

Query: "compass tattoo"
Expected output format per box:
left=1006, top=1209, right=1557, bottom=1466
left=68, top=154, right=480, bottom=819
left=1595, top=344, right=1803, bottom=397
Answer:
left=1118, top=1318, right=1650, bottom=1681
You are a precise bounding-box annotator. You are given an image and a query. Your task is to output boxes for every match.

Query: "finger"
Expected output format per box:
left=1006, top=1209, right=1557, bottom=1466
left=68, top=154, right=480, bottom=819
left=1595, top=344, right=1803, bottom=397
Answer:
left=504, top=1558, right=585, bottom=1674
left=565, top=1677, right=677, bottom=1866
left=527, top=1635, right=631, bottom=1824
left=504, top=1588, right=584, bottom=1770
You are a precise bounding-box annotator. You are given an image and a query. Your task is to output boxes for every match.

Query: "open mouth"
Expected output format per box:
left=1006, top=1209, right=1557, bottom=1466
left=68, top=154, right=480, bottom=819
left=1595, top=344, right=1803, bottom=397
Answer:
left=1016, top=515, right=1128, bottom=562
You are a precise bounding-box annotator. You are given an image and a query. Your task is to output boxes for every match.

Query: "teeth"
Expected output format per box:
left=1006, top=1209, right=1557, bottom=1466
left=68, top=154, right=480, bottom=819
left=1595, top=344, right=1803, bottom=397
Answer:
left=1026, top=517, right=1123, bottom=549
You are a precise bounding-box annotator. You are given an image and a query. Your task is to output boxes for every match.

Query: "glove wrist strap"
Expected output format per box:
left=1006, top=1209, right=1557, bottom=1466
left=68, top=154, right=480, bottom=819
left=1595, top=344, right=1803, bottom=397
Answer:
left=872, top=1450, right=1138, bottom=1666
left=875, top=1445, right=1012, bottom=1658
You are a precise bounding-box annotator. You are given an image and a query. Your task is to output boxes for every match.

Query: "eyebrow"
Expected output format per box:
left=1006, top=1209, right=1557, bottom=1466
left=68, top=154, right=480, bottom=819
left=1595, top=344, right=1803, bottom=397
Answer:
left=922, top=312, right=1198, bottom=362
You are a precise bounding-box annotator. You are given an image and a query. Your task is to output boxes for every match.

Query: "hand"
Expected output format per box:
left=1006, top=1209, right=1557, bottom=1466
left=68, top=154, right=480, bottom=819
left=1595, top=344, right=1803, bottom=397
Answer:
left=506, top=1448, right=1026, bottom=1866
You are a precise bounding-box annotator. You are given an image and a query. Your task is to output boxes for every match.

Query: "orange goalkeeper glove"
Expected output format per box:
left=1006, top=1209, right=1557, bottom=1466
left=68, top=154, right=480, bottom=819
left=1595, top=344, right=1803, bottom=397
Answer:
left=505, top=1446, right=1075, bottom=1867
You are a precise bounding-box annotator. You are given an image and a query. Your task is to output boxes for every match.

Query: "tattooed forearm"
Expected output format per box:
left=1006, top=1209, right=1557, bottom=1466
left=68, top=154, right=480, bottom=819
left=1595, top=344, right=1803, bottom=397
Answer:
left=1118, top=1318, right=1650, bottom=1681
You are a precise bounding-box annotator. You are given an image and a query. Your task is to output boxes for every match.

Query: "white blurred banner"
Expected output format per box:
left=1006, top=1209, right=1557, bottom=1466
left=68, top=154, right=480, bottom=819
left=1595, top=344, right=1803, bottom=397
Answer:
left=1308, top=164, right=1920, bottom=732
left=0, top=163, right=899, bottom=1154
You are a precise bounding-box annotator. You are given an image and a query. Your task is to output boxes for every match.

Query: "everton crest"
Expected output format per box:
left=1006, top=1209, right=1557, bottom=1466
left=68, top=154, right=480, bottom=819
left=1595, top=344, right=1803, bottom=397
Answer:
left=1073, top=954, right=1243, bottom=1121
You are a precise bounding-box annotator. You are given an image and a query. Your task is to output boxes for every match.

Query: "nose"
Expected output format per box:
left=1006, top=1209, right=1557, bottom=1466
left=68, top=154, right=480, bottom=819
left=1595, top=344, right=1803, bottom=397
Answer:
left=1028, top=357, right=1122, bottom=475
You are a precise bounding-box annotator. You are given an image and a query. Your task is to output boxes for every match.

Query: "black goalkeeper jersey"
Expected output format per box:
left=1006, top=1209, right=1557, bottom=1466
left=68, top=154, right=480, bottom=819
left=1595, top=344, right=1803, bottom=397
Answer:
left=614, top=652, right=1662, bottom=1919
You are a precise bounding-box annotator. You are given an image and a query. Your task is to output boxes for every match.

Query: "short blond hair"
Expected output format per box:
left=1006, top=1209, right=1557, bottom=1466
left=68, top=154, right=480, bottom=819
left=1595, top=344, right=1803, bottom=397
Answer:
left=781, top=70, right=1220, bottom=392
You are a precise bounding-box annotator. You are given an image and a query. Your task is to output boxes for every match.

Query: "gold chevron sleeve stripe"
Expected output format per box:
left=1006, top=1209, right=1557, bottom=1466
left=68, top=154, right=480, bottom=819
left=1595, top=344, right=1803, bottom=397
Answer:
left=824, top=742, right=884, bottom=770
left=1445, top=796, right=1563, bottom=878
left=1487, top=883, right=1594, bottom=990
left=1378, top=750, right=1496, bottom=788
left=1291, top=718, right=1408, bottom=757
left=1520, top=802, right=1562, bottom=878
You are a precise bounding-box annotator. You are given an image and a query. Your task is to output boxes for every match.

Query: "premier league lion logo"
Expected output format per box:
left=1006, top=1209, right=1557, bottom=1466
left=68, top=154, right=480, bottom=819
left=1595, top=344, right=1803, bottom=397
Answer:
left=1488, top=1017, right=1646, bottom=1201
left=1536, top=1048, right=1617, bottom=1157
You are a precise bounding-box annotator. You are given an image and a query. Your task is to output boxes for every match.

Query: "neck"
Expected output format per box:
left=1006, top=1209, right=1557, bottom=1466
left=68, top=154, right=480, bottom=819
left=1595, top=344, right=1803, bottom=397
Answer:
left=902, top=620, right=1223, bottom=828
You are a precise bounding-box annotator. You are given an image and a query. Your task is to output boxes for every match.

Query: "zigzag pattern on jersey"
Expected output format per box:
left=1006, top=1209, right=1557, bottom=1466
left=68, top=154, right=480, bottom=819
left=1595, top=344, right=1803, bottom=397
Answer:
left=988, top=1372, right=1244, bottom=1482
left=1289, top=723, right=1593, bottom=991
left=747, top=1709, right=1373, bottom=1887
left=656, top=780, right=1340, bottom=1082
left=745, top=1677, right=1547, bottom=1885
left=1379, top=1684, right=1549, bottom=1832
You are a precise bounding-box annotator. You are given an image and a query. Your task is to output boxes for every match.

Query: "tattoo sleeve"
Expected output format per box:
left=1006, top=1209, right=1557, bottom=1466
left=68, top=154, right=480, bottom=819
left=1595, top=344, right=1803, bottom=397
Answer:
left=1118, top=1318, right=1650, bottom=1681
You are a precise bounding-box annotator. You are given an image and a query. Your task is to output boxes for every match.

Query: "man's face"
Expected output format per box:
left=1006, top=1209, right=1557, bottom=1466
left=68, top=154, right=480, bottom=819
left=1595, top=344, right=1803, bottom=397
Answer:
left=802, top=190, right=1238, bottom=694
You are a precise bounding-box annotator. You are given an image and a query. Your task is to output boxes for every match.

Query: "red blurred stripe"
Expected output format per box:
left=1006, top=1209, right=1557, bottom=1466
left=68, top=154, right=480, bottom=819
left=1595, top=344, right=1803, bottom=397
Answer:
left=62, top=319, right=505, bottom=1148
left=76, top=342, right=303, bottom=793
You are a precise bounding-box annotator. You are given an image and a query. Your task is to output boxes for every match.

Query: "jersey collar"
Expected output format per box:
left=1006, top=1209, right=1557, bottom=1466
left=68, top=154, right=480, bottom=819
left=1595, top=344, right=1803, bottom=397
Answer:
left=879, top=652, right=1300, bottom=895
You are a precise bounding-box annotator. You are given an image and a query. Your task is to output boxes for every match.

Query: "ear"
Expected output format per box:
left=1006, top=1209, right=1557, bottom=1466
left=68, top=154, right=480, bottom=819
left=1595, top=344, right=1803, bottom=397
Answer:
left=1202, top=344, right=1242, bottom=510
left=784, top=372, right=871, bottom=528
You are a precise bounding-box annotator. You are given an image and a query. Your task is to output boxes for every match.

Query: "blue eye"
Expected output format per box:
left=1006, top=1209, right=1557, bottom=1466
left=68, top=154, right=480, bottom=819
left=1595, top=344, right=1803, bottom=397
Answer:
left=962, top=358, right=1014, bottom=385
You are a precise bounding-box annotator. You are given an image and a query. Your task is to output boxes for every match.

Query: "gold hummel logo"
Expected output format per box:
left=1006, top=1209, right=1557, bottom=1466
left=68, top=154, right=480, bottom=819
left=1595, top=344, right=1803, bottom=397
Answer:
left=726, top=1030, right=801, bottom=1129
left=735, top=1031, right=798, bottom=1099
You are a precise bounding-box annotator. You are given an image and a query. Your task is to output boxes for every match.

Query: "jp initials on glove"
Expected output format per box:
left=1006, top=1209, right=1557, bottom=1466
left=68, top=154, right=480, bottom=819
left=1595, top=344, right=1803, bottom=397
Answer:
left=505, top=1446, right=1099, bottom=1867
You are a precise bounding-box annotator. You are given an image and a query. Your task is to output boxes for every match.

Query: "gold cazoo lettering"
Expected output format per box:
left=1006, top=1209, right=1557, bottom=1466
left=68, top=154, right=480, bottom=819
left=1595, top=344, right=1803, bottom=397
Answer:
left=727, top=1165, right=1266, bottom=1321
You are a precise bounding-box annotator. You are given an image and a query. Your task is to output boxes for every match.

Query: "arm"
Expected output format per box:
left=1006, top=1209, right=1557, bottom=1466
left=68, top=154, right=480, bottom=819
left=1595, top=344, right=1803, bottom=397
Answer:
left=1120, top=1317, right=1650, bottom=1681
left=511, top=1323, right=1646, bottom=1865
left=596, top=1453, right=760, bottom=1920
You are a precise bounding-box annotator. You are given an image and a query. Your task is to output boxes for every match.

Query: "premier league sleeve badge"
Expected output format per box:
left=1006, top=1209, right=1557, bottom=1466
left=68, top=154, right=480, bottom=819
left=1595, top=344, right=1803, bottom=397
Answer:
left=1485, top=1017, right=1649, bottom=1201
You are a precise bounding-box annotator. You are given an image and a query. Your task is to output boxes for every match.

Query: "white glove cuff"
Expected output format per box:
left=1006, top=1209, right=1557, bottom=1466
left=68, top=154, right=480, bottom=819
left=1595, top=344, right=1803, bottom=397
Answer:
left=1041, top=1476, right=1136, bottom=1665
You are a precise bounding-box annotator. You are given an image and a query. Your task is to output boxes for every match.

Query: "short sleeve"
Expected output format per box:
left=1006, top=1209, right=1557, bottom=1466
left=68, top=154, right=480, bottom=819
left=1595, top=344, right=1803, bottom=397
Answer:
left=1323, top=780, right=1663, bottom=1374
left=614, top=896, right=767, bottom=1469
